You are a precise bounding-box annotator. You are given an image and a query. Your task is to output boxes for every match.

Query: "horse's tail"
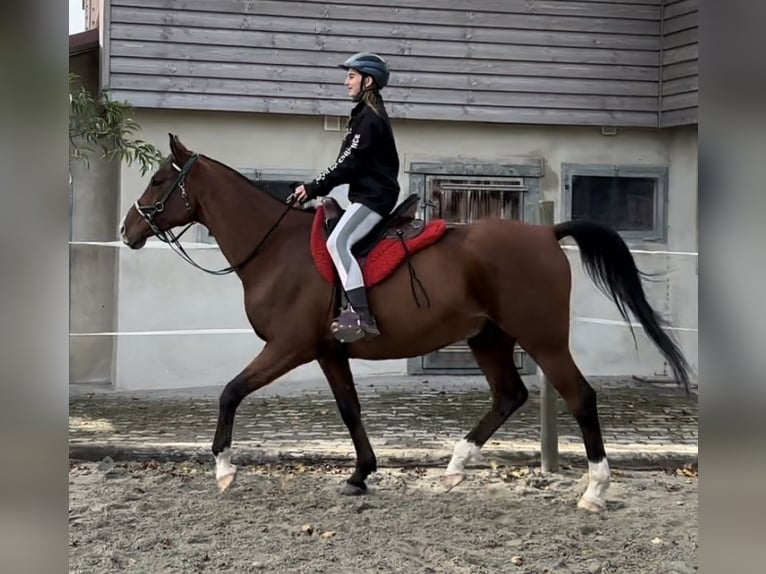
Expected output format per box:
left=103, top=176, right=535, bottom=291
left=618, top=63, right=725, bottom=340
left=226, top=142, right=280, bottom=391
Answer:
left=554, top=220, right=691, bottom=393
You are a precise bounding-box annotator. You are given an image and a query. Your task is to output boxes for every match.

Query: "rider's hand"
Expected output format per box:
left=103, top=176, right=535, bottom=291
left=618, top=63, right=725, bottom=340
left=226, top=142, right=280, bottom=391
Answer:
left=292, top=184, right=309, bottom=204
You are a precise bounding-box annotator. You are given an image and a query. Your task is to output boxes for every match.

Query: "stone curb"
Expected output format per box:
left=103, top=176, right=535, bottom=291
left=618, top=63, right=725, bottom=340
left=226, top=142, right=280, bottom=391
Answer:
left=69, top=443, right=697, bottom=471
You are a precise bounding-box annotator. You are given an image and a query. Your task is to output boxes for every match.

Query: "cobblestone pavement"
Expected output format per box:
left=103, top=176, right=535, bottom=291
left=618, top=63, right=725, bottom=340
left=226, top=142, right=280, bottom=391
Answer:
left=69, top=375, right=697, bottom=470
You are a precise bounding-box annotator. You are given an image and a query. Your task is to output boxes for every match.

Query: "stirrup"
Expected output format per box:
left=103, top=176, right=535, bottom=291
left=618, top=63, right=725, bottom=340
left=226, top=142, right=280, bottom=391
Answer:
left=331, top=309, right=366, bottom=343
left=331, top=309, right=380, bottom=343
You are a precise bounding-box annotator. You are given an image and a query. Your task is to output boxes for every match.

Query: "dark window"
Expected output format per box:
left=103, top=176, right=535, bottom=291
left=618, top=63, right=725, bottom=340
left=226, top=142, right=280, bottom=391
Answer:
left=562, top=164, right=667, bottom=241
left=253, top=179, right=296, bottom=203
left=202, top=179, right=298, bottom=242
left=571, top=175, right=655, bottom=231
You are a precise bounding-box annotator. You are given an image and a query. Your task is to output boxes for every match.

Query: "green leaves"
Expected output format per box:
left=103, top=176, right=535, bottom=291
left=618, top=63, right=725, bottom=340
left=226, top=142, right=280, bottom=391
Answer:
left=69, top=73, right=163, bottom=177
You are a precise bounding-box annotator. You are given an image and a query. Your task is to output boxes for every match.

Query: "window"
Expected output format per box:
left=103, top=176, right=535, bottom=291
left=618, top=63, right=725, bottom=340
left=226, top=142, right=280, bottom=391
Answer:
left=562, top=164, right=667, bottom=242
left=427, top=176, right=525, bottom=224
left=251, top=179, right=298, bottom=203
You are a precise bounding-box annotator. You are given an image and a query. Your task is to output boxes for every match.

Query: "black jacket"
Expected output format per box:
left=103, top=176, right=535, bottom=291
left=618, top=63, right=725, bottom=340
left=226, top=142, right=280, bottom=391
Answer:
left=304, top=100, right=400, bottom=216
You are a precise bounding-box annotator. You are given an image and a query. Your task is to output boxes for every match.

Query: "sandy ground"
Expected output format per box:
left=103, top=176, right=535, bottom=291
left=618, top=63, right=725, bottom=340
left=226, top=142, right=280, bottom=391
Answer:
left=69, top=459, right=697, bottom=574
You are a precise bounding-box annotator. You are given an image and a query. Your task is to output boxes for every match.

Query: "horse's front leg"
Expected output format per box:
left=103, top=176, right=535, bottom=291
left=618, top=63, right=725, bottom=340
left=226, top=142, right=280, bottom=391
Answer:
left=318, top=352, right=377, bottom=495
left=212, top=342, right=311, bottom=492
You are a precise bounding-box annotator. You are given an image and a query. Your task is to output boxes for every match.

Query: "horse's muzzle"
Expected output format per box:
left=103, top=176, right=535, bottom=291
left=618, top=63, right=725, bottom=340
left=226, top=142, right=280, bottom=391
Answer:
left=120, top=219, right=147, bottom=249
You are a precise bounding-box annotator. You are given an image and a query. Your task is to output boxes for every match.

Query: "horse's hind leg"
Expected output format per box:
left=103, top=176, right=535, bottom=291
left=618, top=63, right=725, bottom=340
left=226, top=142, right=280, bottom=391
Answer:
left=443, top=322, right=529, bottom=489
left=532, top=345, right=609, bottom=512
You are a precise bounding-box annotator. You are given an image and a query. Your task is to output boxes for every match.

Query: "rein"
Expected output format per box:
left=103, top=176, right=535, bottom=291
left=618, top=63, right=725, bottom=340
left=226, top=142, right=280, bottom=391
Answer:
left=134, top=154, right=298, bottom=276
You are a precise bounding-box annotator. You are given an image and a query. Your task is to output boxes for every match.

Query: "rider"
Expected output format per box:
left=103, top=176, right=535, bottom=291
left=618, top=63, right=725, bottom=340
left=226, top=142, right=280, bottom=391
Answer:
left=293, top=52, right=401, bottom=341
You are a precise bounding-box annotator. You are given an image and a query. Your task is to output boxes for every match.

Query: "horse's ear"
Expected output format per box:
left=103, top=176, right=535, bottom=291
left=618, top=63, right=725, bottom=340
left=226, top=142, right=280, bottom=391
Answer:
left=169, top=133, right=190, bottom=163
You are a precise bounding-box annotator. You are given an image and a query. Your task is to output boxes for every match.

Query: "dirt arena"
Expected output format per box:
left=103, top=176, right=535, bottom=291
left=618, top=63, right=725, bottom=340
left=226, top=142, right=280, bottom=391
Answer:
left=69, top=459, right=697, bottom=573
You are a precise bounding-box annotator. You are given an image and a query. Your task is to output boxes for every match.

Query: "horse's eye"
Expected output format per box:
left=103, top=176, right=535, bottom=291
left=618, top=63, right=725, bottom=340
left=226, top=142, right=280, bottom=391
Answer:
left=151, top=178, right=162, bottom=186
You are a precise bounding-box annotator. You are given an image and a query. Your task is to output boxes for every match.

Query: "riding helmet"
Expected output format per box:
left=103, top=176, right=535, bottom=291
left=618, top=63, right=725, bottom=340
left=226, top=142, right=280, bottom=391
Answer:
left=339, top=52, right=390, bottom=89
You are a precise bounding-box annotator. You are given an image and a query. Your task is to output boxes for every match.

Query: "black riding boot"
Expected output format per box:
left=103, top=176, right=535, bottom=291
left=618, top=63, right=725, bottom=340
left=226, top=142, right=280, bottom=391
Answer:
left=331, top=287, right=380, bottom=342
left=346, top=287, right=380, bottom=336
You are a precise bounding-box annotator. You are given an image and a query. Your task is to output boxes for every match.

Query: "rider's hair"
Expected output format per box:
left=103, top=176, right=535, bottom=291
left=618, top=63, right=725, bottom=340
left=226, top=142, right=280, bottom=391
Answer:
left=360, top=77, right=383, bottom=117
left=362, top=89, right=382, bottom=115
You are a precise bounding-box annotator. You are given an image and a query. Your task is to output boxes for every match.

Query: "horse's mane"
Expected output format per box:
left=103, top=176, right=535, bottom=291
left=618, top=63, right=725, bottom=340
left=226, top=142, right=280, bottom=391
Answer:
left=199, top=153, right=317, bottom=214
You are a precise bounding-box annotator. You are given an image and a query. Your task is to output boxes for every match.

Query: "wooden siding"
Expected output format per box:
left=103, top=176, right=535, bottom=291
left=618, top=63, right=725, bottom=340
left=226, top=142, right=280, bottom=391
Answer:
left=105, top=0, right=681, bottom=128
left=660, top=0, right=698, bottom=126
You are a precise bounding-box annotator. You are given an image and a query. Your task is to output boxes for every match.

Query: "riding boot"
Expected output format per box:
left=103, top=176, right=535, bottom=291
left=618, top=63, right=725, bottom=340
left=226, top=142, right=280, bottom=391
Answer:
left=331, top=287, right=380, bottom=342
left=345, top=287, right=381, bottom=337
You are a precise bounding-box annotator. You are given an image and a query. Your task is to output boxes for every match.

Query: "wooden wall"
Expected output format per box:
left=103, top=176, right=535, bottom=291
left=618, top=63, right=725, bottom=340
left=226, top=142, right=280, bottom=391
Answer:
left=660, top=0, right=698, bottom=127
left=104, top=0, right=696, bottom=128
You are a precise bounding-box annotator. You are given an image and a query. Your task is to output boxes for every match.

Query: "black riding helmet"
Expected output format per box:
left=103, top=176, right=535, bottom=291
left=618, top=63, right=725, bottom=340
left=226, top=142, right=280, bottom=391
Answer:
left=339, top=52, right=390, bottom=90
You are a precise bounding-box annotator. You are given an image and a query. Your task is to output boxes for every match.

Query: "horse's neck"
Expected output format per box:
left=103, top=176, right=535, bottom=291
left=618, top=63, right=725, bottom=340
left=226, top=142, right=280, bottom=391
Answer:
left=194, top=167, right=308, bottom=277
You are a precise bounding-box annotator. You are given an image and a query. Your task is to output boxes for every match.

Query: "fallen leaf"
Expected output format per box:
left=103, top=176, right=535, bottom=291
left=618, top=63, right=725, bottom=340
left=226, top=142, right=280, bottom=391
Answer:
left=678, top=468, right=698, bottom=478
left=279, top=475, right=293, bottom=491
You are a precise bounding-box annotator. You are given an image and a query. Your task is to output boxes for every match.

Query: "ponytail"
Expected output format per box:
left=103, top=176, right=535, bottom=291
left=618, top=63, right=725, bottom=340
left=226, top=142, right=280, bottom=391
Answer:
left=361, top=86, right=384, bottom=117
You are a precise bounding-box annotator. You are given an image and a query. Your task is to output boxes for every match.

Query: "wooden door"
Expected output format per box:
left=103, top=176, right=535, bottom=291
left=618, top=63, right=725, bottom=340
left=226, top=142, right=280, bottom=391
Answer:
left=419, top=175, right=534, bottom=374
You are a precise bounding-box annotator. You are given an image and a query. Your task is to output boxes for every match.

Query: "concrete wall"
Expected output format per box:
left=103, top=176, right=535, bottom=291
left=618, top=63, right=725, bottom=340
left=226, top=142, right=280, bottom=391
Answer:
left=107, top=109, right=697, bottom=390
left=69, top=49, right=121, bottom=385
left=665, top=125, right=699, bottom=377
left=69, top=138, right=121, bottom=384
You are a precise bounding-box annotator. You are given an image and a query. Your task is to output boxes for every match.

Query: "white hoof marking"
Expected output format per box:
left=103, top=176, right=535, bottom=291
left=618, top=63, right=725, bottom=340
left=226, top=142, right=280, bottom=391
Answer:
left=579, top=458, right=610, bottom=511
left=445, top=439, right=481, bottom=477
left=215, top=448, right=237, bottom=489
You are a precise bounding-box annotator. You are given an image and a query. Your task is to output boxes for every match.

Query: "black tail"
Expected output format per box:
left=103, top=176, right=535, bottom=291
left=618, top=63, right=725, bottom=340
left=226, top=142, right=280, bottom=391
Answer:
left=555, top=220, right=691, bottom=393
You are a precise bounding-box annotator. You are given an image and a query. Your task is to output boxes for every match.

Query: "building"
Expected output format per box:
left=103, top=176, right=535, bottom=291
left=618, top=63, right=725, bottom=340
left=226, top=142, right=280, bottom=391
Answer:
left=70, top=0, right=698, bottom=391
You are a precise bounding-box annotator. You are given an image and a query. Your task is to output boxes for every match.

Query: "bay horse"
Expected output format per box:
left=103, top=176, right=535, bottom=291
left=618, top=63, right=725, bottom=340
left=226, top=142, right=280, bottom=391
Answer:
left=120, top=135, right=690, bottom=513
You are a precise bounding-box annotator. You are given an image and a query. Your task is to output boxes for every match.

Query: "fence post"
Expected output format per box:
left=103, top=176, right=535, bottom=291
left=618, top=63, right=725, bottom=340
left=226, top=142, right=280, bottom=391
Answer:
left=538, top=200, right=559, bottom=473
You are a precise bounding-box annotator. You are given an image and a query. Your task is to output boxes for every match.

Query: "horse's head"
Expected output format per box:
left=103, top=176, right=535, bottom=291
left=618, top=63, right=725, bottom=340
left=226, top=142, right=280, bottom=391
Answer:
left=120, top=134, right=200, bottom=249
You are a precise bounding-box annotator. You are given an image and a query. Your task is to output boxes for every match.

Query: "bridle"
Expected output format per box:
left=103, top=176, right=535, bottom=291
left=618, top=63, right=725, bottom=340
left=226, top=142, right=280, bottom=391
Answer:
left=134, top=153, right=197, bottom=237
left=133, top=153, right=297, bottom=276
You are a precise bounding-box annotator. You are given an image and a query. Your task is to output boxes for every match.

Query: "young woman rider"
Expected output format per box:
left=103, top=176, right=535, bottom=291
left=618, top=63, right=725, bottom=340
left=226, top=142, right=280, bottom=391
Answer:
left=292, top=52, right=401, bottom=342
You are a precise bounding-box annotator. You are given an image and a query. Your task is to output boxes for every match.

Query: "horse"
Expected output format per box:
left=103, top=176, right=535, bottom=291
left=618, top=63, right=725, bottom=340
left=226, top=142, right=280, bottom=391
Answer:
left=120, top=134, right=690, bottom=513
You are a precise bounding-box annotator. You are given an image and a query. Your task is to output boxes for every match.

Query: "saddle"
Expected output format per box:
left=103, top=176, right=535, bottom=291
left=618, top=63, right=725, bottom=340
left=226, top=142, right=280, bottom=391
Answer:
left=320, top=193, right=425, bottom=257
left=309, top=194, right=448, bottom=290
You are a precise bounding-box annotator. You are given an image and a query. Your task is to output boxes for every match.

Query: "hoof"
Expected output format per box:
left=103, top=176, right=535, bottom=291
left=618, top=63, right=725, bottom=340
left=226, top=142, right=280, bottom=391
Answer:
left=577, top=496, right=605, bottom=513
left=340, top=482, right=367, bottom=496
left=217, top=471, right=237, bottom=493
left=441, top=473, right=466, bottom=491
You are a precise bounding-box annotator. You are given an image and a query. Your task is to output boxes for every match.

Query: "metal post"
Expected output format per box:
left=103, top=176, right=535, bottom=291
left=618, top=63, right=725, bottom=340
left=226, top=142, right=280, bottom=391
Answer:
left=538, top=200, right=559, bottom=472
